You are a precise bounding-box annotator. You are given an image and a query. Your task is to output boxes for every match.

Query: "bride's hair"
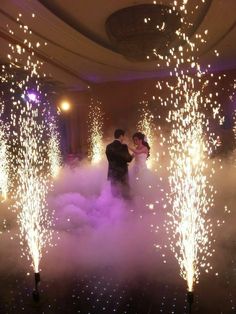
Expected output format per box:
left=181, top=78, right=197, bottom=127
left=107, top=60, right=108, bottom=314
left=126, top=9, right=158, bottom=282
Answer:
left=132, top=132, right=150, bottom=158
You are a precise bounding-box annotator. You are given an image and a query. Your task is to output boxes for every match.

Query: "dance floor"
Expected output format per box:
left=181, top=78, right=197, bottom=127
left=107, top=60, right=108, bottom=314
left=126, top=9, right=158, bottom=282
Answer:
left=0, top=162, right=236, bottom=314
left=0, top=259, right=235, bottom=313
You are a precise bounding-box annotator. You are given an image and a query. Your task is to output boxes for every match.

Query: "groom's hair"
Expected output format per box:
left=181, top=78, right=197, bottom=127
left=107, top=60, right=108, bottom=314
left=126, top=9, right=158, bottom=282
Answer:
left=114, top=129, right=125, bottom=139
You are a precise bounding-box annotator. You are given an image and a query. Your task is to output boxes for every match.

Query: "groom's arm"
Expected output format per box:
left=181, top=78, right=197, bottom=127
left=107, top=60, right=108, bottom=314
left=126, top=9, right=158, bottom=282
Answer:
left=120, top=144, right=133, bottom=163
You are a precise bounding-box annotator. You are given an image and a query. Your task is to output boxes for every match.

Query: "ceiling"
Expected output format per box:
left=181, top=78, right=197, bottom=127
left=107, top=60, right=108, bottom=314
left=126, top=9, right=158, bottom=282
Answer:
left=0, top=0, right=235, bottom=90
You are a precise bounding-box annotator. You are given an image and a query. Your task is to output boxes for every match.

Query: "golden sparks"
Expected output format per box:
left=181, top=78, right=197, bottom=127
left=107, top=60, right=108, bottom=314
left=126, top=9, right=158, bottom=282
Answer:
left=4, top=14, right=54, bottom=273
left=14, top=103, right=53, bottom=273
left=137, top=102, right=155, bottom=169
left=151, top=0, right=226, bottom=293
left=88, top=99, right=104, bottom=164
left=48, top=120, right=61, bottom=178
left=0, top=122, right=9, bottom=201
left=167, top=85, right=214, bottom=292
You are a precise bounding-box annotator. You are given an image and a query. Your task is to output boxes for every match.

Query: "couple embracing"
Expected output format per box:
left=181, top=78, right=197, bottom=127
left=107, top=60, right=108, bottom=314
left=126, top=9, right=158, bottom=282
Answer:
left=105, top=129, right=150, bottom=199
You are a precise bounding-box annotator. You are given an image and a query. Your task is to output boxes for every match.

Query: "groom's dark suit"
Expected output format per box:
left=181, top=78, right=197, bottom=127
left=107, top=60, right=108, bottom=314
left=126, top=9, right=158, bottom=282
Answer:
left=106, top=140, right=133, bottom=197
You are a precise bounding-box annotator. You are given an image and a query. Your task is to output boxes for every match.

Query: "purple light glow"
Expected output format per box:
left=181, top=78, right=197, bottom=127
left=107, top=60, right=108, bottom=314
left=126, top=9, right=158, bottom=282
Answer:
left=27, top=92, right=37, bottom=102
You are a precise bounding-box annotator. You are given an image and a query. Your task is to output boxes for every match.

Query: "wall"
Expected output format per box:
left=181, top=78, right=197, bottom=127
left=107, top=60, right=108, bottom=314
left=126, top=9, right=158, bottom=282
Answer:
left=60, top=69, right=236, bottom=156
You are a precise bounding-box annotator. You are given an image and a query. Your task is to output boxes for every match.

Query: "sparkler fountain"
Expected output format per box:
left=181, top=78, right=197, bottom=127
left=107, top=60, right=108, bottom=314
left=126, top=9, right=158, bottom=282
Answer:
left=0, top=122, right=9, bottom=202
left=167, top=82, right=214, bottom=313
left=3, top=14, right=54, bottom=301
left=150, top=1, right=225, bottom=311
left=14, top=103, right=53, bottom=301
left=0, top=72, right=9, bottom=202
left=88, top=100, right=104, bottom=164
left=137, top=102, right=155, bottom=169
left=48, top=119, right=61, bottom=178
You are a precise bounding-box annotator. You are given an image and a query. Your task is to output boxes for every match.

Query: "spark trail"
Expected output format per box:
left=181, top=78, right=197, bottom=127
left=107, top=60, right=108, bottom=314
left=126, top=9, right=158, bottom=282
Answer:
left=88, top=100, right=104, bottom=164
left=49, top=120, right=61, bottom=178
left=3, top=14, right=54, bottom=280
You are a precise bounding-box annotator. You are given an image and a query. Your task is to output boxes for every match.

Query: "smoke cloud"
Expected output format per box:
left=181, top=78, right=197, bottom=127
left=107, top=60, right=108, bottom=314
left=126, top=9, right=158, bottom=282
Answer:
left=0, top=153, right=236, bottom=294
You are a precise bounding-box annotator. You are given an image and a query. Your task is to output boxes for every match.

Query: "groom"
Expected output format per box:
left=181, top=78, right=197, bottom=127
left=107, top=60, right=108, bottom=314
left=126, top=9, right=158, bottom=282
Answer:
left=106, top=129, right=133, bottom=198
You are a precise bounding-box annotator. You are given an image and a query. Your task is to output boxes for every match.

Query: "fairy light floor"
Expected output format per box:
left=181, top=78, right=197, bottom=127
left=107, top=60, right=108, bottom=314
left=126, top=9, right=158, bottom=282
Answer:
left=0, top=233, right=235, bottom=313
left=0, top=161, right=236, bottom=314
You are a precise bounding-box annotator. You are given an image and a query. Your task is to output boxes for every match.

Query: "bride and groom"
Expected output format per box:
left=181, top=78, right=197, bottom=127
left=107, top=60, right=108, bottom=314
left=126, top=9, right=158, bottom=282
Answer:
left=105, top=129, right=150, bottom=198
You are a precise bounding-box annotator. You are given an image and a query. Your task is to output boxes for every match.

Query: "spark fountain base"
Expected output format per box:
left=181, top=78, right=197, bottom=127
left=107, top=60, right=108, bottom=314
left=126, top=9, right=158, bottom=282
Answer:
left=187, top=291, right=194, bottom=314
left=32, top=272, right=40, bottom=302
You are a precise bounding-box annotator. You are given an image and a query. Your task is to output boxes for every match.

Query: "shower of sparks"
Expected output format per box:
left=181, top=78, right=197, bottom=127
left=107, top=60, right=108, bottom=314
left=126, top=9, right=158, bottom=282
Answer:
left=137, top=102, right=155, bottom=169
left=88, top=100, right=104, bottom=164
left=150, top=0, right=228, bottom=292
left=0, top=67, right=9, bottom=201
left=15, top=104, right=53, bottom=273
left=0, top=123, right=9, bottom=201
left=167, top=85, right=214, bottom=292
left=48, top=120, right=61, bottom=178
left=4, top=14, right=53, bottom=273
left=0, top=95, right=5, bottom=116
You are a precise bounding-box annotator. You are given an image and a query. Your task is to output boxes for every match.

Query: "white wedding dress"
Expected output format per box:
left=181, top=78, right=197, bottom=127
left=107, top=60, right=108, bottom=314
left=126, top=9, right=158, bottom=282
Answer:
left=130, top=153, right=149, bottom=198
left=132, top=153, right=148, bottom=177
left=130, top=152, right=161, bottom=211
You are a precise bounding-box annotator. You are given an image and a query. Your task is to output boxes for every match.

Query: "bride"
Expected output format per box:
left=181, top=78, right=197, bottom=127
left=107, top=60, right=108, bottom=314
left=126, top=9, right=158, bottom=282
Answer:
left=129, top=132, right=160, bottom=209
left=129, top=132, right=150, bottom=195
